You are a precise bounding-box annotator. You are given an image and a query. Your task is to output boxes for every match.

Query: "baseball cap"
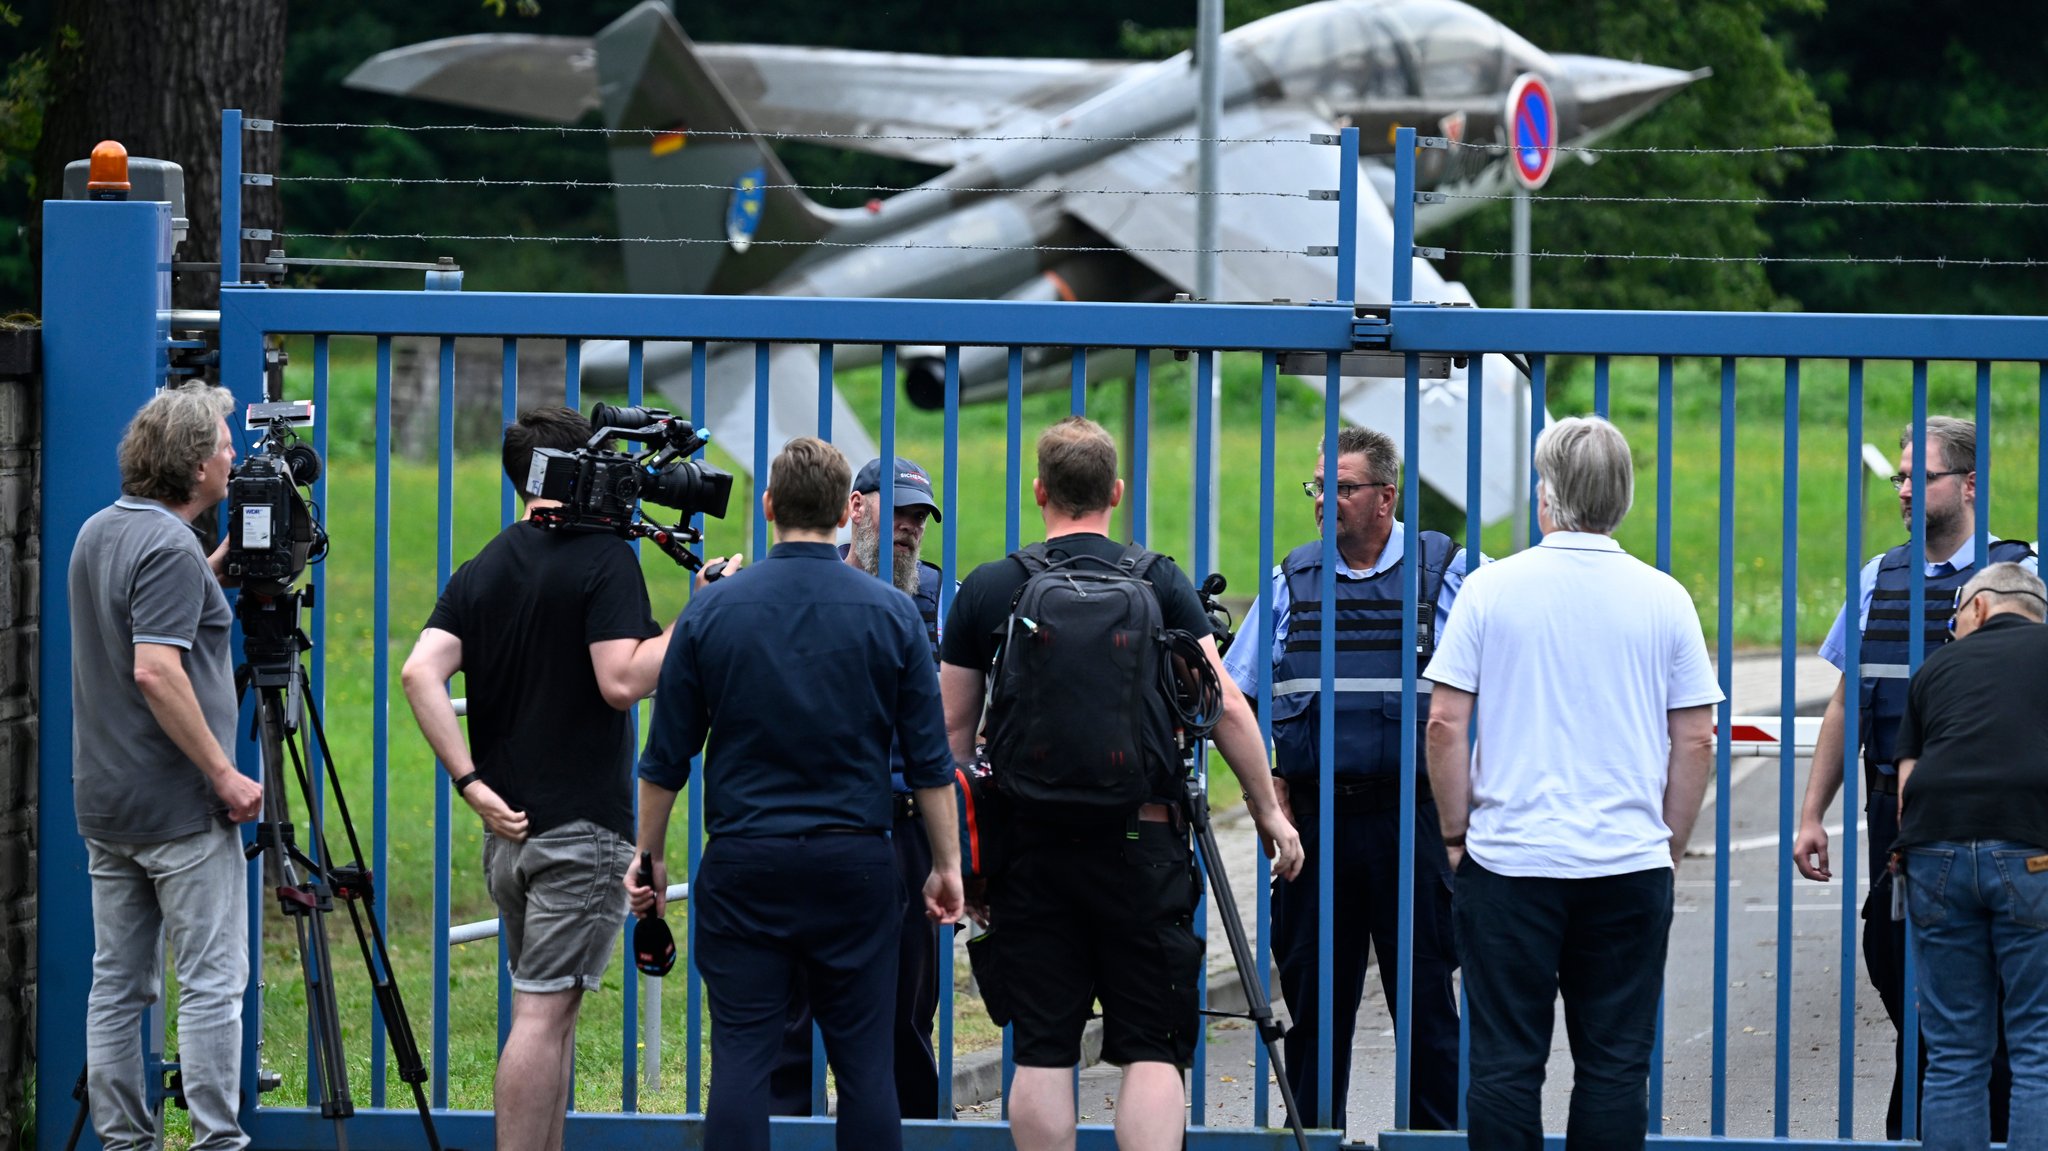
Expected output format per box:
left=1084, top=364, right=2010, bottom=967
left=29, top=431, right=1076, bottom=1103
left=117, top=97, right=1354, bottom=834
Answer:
left=852, top=456, right=942, bottom=522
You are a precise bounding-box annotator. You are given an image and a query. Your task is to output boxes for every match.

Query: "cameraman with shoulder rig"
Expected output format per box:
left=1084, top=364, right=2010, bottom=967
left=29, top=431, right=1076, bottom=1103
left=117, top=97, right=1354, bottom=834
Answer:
left=71, top=383, right=264, bottom=1151
left=401, top=406, right=736, bottom=1151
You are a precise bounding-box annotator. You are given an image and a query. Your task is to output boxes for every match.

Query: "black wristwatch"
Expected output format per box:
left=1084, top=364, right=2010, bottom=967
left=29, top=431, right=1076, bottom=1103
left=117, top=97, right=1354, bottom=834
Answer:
left=453, top=771, right=482, bottom=795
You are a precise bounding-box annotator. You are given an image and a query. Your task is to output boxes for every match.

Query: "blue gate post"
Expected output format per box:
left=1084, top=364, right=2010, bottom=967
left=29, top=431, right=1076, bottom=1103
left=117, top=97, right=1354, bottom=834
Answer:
left=37, top=196, right=176, bottom=1150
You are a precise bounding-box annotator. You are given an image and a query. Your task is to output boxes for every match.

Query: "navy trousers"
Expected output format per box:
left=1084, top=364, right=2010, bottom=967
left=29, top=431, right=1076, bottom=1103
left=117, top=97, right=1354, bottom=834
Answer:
left=1270, top=794, right=1461, bottom=1131
left=1454, top=859, right=1672, bottom=1151
left=768, top=813, right=942, bottom=1119
left=695, top=832, right=904, bottom=1151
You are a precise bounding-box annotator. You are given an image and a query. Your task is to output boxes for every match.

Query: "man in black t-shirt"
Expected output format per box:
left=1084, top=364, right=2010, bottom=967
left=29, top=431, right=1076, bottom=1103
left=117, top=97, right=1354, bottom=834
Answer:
left=1894, top=561, right=2048, bottom=1150
left=401, top=407, right=722, bottom=1151
left=938, top=416, right=1302, bottom=1151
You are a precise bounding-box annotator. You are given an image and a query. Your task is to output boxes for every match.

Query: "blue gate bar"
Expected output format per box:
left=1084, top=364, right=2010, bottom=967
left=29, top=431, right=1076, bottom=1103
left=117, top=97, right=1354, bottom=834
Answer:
left=1006, top=348, right=1023, bottom=554
left=879, top=343, right=897, bottom=596
left=1339, top=126, right=1361, bottom=303
left=688, top=339, right=710, bottom=1116
left=221, top=110, right=241, bottom=286
left=1711, top=355, right=1734, bottom=1135
left=308, top=336, right=332, bottom=1103
left=1132, top=352, right=1151, bottom=547
left=1315, top=351, right=1340, bottom=1129
left=218, top=291, right=1356, bottom=352
left=565, top=339, right=581, bottom=410
left=819, top=343, right=836, bottom=439
left=754, top=342, right=771, bottom=560
left=624, top=339, right=646, bottom=1113
left=938, top=344, right=960, bottom=1116
left=1255, top=350, right=1277, bottom=1126
left=434, top=335, right=456, bottom=1109
left=1777, top=358, right=1798, bottom=1137
left=2040, top=364, right=2047, bottom=549
left=1975, top=360, right=1991, bottom=564
left=1071, top=347, right=1087, bottom=416
left=1903, top=363, right=1928, bottom=1139
left=1593, top=355, right=1610, bottom=418
left=1839, top=359, right=1865, bottom=1138
left=1657, top=358, right=1674, bottom=574
left=1386, top=303, right=2048, bottom=360
left=1466, top=355, right=1483, bottom=564
left=1386, top=127, right=1408, bottom=304
left=1393, top=350, right=1421, bottom=1130
left=372, top=335, right=395, bottom=1100
left=1194, top=351, right=1215, bottom=578
left=499, top=340, right=518, bottom=1054
left=1529, top=355, right=1547, bottom=544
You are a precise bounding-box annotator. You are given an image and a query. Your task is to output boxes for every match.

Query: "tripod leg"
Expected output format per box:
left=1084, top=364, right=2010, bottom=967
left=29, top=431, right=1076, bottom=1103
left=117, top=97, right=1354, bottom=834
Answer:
left=1188, top=793, right=1312, bottom=1151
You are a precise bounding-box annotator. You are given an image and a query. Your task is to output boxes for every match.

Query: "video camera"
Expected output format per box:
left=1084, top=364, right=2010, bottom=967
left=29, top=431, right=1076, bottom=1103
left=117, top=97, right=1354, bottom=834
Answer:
left=526, top=404, right=734, bottom=569
left=226, top=401, right=328, bottom=597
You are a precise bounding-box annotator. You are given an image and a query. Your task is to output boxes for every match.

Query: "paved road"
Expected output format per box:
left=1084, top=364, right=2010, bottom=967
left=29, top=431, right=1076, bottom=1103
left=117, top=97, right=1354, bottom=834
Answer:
left=960, top=653, right=1909, bottom=1143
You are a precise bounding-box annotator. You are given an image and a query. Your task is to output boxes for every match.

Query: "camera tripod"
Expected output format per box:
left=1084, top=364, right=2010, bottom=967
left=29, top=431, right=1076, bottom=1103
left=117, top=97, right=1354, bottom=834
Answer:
left=237, top=585, right=443, bottom=1151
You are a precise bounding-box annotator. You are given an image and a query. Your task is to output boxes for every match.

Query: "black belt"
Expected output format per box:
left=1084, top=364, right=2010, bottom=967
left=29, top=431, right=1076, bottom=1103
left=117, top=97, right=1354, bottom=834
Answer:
left=1284, top=774, right=1433, bottom=813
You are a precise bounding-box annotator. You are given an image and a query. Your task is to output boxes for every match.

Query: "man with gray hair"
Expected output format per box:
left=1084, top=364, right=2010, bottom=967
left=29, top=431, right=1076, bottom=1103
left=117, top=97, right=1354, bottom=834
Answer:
left=1893, top=561, right=2048, bottom=1151
left=1793, top=415, right=2036, bottom=1138
left=1424, top=416, right=1720, bottom=1150
left=70, top=383, right=265, bottom=1151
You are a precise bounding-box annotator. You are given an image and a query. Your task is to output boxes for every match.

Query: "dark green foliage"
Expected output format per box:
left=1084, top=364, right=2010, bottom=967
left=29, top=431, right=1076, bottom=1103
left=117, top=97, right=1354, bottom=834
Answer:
left=1765, top=0, right=2048, bottom=314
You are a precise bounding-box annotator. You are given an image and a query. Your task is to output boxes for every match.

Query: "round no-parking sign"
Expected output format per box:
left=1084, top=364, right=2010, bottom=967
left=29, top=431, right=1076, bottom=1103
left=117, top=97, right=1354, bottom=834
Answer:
left=1505, top=73, right=1557, bottom=190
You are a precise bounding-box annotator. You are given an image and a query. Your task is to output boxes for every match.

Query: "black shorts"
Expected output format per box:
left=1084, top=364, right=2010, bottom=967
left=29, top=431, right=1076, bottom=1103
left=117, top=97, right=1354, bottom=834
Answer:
left=975, top=818, right=1204, bottom=1069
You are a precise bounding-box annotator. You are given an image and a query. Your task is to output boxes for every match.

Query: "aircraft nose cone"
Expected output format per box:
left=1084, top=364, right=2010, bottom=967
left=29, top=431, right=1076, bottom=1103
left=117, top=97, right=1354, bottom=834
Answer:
left=1552, top=54, right=1708, bottom=142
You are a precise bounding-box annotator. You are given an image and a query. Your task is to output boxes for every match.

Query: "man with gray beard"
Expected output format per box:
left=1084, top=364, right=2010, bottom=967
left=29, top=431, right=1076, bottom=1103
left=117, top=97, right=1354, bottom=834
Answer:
left=769, top=455, right=954, bottom=1119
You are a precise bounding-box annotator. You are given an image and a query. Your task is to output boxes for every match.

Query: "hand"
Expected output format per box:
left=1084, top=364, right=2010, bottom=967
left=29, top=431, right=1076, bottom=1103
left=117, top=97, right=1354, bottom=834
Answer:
left=695, top=553, right=743, bottom=593
left=1792, top=818, right=1832, bottom=882
left=626, top=855, right=669, bottom=918
left=462, top=781, right=529, bottom=843
left=924, top=867, right=965, bottom=925
left=1447, top=844, right=1466, bottom=873
left=964, top=879, right=992, bottom=928
left=207, top=535, right=239, bottom=588
left=209, top=767, right=263, bottom=823
left=1271, top=775, right=1295, bottom=829
left=1254, top=806, right=1305, bottom=881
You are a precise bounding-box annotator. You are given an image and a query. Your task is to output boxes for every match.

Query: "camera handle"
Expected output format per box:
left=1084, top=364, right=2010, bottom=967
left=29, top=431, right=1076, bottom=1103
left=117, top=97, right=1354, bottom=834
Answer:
left=1182, top=756, right=1311, bottom=1149
left=526, top=505, right=705, bottom=570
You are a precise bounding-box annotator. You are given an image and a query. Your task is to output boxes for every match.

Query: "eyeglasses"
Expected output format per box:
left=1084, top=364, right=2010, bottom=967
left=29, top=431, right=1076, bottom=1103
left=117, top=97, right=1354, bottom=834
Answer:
left=1950, top=585, right=2048, bottom=632
left=1888, top=469, right=1967, bottom=491
left=1302, top=480, right=1390, bottom=499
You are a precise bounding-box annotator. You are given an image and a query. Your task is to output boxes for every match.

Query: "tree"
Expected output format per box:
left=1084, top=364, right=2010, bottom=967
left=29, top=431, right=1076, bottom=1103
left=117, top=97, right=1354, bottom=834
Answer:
left=28, top=0, right=285, bottom=311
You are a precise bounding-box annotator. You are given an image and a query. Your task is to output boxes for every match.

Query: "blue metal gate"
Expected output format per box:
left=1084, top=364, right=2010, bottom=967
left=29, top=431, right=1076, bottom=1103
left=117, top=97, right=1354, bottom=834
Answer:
left=34, top=115, right=2048, bottom=1150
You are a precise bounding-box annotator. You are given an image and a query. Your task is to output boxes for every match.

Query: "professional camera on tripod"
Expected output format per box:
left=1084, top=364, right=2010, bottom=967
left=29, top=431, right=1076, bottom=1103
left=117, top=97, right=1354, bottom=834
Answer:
left=222, top=400, right=445, bottom=1151
left=525, top=403, right=733, bottom=568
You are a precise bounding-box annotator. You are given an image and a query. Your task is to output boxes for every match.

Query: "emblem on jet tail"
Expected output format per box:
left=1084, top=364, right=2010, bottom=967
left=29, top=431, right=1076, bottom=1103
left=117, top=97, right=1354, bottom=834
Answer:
left=726, top=167, right=765, bottom=253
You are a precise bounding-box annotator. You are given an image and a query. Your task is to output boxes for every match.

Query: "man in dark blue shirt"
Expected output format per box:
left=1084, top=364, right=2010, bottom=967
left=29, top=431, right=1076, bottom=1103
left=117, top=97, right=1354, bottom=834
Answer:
left=628, top=436, right=963, bottom=1151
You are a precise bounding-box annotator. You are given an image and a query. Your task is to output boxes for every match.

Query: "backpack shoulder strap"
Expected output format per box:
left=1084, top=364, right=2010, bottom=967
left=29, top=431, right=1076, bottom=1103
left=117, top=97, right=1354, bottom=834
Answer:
left=1122, top=543, right=1163, bottom=579
left=1011, top=541, right=1053, bottom=577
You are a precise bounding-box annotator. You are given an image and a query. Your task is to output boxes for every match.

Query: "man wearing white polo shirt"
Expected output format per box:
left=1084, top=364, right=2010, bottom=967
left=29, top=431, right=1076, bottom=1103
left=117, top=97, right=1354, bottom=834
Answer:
left=1423, top=416, right=1721, bottom=1151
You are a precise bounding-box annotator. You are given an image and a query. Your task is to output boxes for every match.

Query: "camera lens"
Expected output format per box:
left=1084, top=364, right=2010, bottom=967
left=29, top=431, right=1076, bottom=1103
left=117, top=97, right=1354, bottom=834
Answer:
left=640, top=460, right=734, bottom=520
left=589, top=403, right=665, bottom=431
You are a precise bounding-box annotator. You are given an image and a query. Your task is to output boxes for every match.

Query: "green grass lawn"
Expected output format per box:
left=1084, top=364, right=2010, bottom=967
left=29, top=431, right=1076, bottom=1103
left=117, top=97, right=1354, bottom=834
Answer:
left=230, top=340, right=2040, bottom=1117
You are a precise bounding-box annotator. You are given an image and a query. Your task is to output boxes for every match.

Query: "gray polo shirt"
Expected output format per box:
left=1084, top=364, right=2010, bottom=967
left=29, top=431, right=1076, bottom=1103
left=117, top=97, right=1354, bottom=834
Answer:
left=69, top=497, right=238, bottom=843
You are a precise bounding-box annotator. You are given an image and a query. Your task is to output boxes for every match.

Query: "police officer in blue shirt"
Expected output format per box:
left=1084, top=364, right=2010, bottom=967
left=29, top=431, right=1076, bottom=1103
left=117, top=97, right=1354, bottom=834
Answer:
left=1223, top=426, right=1475, bottom=1131
left=628, top=437, right=964, bottom=1151
left=769, top=456, right=954, bottom=1119
left=1793, top=416, right=2036, bottom=1140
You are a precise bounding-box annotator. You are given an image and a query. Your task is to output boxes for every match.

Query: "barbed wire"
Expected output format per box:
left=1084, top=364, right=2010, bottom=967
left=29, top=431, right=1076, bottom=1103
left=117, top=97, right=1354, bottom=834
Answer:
left=1436, top=191, right=2048, bottom=209
left=274, top=174, right=1313, bottom=199
left=275, top=230, right=1305, bottom=256
left=1455, top=141, right=2048, bottom=156
left=272, top=120, right=1310, bottom=145
left=1442, top=247, right=2048, bottom=268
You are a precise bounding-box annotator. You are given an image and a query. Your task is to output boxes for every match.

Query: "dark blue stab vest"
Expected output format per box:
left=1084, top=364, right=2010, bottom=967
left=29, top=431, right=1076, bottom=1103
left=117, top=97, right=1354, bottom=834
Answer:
left=913, top=560, right=944, bottom=662
left=1857, top=538, right=2035, bottom=780
left=1269, top=532, right=1456, bottom=780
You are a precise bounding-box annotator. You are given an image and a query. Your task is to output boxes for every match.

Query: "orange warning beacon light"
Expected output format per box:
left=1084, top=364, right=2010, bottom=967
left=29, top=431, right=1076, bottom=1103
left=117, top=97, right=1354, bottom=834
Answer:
left=86, top=140, right=131, bottom=200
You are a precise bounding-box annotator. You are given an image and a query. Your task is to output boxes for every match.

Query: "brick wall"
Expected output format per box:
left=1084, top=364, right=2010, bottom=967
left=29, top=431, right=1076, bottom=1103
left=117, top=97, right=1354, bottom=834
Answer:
left=0, top=324, right=39, bottom=1150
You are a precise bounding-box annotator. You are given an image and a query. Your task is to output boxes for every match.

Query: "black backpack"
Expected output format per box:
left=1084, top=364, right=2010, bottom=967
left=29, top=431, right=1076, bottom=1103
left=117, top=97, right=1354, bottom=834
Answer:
left=983, top=542, right=1180, bottom=819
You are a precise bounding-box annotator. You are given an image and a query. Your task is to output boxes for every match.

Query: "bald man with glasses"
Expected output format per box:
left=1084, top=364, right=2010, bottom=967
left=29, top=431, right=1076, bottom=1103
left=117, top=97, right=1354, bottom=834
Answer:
left=1792, top=416, right=2038, bottom=1139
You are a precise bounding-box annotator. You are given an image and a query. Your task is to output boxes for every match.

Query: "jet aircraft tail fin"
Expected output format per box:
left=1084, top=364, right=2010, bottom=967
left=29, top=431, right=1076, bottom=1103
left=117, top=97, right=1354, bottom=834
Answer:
left=595, top=1, right=834, bottom=295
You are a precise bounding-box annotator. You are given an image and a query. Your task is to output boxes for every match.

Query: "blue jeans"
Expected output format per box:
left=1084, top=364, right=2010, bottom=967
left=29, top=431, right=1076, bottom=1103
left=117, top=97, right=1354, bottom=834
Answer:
left=85, top=824, right=250, bottom=1151
left=1904, top=840, right=2048, bottom=1151
left=1453, top=859, right=1673, bottom=1151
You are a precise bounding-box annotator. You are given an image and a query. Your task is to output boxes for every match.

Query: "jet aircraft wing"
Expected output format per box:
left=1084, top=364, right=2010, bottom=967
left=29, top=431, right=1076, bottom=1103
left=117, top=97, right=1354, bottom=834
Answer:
left=1060, top=103, right=1530, bottom=521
